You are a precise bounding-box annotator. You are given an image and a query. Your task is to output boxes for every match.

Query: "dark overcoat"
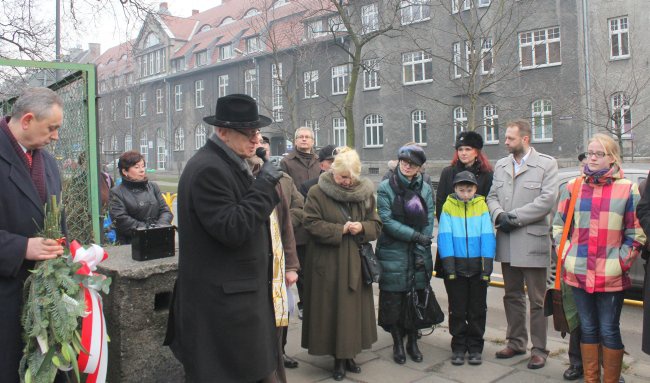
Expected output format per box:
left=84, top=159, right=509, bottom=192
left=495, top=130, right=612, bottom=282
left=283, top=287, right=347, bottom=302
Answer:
left=301, top=172, right=382, bottom=358
left=634, top=169, right=650, bottom=354
left=0, top=123, right=62, bottom=383
left=165, top=138, right=280, bottom=382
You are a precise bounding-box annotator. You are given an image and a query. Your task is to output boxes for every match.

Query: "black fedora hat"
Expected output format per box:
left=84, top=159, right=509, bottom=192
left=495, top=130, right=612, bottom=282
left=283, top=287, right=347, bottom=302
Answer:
left=203, top=94, right=272, bottom=128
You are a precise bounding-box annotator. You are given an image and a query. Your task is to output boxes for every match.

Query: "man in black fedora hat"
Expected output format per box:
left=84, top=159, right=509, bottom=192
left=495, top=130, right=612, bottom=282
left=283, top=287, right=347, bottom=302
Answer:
left=165, top=94, right=285, bottom=382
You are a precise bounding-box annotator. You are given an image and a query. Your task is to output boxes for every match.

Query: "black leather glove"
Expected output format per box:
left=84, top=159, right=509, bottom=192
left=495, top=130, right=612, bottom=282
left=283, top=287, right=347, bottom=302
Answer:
left=412, top=232, right=432, bottom=246
left=496, top=212, right=517, bottom=233
left=258, top=160, right=282, bottom=185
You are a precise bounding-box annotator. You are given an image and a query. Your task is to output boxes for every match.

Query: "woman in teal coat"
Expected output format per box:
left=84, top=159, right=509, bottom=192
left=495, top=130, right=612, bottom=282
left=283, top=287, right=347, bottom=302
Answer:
left=376, top=144, right=435, bottom=364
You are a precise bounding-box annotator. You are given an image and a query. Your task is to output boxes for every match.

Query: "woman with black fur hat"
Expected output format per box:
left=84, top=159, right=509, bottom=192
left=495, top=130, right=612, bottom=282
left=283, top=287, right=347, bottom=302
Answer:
left=434, top=131, right=493, bottom=278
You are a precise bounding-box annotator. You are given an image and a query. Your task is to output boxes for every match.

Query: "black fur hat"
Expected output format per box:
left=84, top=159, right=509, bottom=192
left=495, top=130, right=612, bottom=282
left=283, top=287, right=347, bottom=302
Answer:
left=455, top=131, right=484, bottom=150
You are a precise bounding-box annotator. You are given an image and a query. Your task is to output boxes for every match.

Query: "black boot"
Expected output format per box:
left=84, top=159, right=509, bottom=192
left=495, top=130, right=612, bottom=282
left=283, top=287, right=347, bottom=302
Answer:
left=345, top=358, right=361, bottom=373
left=333, top=358, right=345, bottom=381
left=391, top=327, right=406, bottom=364
left=406, top=330, right=423, bottom=362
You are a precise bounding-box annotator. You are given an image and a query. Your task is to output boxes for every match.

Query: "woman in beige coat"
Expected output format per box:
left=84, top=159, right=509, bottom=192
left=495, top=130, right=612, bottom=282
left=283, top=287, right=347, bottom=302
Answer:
left=301, top=147, right=382, bottom=381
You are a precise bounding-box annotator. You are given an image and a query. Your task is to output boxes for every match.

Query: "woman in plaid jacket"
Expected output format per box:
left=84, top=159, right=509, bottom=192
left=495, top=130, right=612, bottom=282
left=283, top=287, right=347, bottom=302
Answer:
left=552, top=134, right=646, bottom=383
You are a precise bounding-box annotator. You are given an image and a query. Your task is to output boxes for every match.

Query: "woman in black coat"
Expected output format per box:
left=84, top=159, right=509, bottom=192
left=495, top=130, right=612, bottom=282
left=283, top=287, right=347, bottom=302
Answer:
left=634, top=173, right=650, bottom=355
left=434, top=131, right=493, bottom=278
left=109, top=150, right=172, bottom=244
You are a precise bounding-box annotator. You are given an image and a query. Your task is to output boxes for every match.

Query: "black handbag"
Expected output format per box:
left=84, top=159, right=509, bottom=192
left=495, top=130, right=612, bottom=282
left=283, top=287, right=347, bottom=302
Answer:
left=358, top=241, right=381, bottom=284
left=131, top=224, right=176, bottom=261
left=403, top=281, right=445, bottom=330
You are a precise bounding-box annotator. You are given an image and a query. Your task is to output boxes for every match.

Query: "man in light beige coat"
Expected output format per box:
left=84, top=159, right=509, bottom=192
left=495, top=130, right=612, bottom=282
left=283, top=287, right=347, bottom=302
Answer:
left=486, top=119, right=559, bottom=369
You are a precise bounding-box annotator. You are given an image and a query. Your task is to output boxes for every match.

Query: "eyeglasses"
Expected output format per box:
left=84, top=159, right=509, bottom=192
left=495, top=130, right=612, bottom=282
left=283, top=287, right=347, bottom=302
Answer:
left=400, top=159, right=420, bottom=168
left=296, top=135, right=313, bottom=140
left=584, top=151, right=608, bottom=159
left=233, top=128, right=261, bottom=140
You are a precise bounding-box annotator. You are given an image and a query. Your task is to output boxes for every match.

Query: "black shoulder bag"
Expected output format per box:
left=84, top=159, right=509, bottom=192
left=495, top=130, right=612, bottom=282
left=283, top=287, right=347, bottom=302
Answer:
left=403, top=244, right=444, bottom=331
left=337, top=203, right=381, bottom=284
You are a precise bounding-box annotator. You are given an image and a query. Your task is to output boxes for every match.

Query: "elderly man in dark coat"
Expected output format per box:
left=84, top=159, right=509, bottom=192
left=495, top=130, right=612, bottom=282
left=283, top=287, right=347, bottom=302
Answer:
left=165, top=94, right=284, bottom=382
left=0, top=88, right=65, bottom=383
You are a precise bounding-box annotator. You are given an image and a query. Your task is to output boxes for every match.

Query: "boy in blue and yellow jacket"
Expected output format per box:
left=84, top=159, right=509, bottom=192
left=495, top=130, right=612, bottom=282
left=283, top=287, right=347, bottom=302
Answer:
left=437, top=170, right=496, bottom=366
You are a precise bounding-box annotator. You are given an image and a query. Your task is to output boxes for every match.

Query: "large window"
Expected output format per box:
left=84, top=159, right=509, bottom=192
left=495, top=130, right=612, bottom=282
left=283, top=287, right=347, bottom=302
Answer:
left=171, top=57, right=185, bottom=73
left=331, top=64, right=349, bottom=95
left=305, top=119, right=320, bottom=146
left=453, top=106, right=467, bottom=138
left=401, top=0, right=431, bottom=25
left=156, top=128, right=166, bottom=170
left=532, top=99, right=553, bottom=141
left=307, top=20, right=327, bottom=39
left=125, top=95, right=132, bottom=119
left=611, top=92, right=632, bottom=138
left=174, top=128, right=185, bottom=151
left=220, top=44, right=233, bottom=61
left=609, top=16, right=630, bottom=59
left=124, top=134, right=132, bottom=152
left=139, top=92, right=147, bottom=116
left=363, top=59, right=380, bottom=90
left=246, top=36, right=262, bottom=54
left=195, top=50, right=208, bottom=67
left=174, top=84, right=183, bottom=111
left=453, top=0, right=491, bottom=12
left=111, top=99, right=116, bottom=121
left=156, top=89, right=164, bottom=114
left=139, top=48, right=166, bottom=78
left=519, top=27, right=561, bottom=69
left=245, top=68, right=258, bottom=100
left=452, top=42, right=462, bottom=78
left=140, top=132, right=148, bottom=166
left=333, top=117, right=346, bottom=147
left=402, top=51, right=433, bottom=85
left=483, top=105, right=499, bottom=144
left=481, top=37, right=494, bottom=74
left=195, top=124, right=207, bottom=149
left=361, top=3, right=378, bottom=34
left=412, top=110, right=427, bottom=144
left=364, top=114, right=384, bottom=147
left=195, top=80, right=204, bottom=108
left=218, top=75, right=229, bottom=98
left=272, top=63, right=283, bottom=122
left=304, top=70, right=318, bottom=98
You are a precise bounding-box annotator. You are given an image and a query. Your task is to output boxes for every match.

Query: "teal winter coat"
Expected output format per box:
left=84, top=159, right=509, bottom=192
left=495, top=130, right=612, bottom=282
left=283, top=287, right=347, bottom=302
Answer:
left=376, top=172, right=435, bottom=292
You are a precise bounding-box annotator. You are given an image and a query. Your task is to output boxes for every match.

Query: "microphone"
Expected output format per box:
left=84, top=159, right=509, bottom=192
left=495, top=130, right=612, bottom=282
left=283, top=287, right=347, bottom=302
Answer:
left=255, top=147, right=267, bottom=163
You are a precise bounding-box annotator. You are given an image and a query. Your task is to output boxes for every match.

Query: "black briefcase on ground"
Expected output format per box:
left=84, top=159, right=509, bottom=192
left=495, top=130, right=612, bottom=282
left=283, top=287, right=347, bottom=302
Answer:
left=131, top=225, right=176, bottom=261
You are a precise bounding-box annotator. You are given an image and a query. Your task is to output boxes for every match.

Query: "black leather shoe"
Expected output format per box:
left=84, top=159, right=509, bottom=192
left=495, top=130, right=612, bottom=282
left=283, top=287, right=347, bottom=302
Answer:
left=406, top=332, right=423, bottom=363
left=333, top=358, right=345, bottom=381
left=451, top=352, right=465, bottom=366
left=283, top=354, right=298, bottom=369
left=467, top=352, right=482, bottom=366
left=345, top=359, right=361, bottom=373
left=562, top=364, right=583, bottom=380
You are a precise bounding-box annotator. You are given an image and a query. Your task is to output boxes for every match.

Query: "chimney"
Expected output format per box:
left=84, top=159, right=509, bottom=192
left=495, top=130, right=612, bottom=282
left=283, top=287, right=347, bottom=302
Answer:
left=158, top=2, right=170, bottom=15
left=88, top=43, right=101, bottom=61
left=192, top=9, right=199, bottom=16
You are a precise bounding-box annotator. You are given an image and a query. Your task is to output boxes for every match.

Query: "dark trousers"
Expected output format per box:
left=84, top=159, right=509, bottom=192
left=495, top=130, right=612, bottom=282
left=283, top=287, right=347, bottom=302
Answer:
left=296, top=245, right=306, bottom=308
left=444, top=275, right=488, bottom=353
left=568, top=327, right=583, bottom=367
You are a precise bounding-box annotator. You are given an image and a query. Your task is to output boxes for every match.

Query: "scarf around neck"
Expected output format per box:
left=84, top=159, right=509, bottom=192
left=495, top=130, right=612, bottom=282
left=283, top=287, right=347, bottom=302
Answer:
left=388, top=168, right=428, bottom=230
left=583, top=164, right=619, bottom=186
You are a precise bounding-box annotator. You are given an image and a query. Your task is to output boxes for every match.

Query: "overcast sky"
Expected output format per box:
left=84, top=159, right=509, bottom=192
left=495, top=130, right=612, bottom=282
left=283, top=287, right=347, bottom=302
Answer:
left=66, top=0, right=222, bottom=54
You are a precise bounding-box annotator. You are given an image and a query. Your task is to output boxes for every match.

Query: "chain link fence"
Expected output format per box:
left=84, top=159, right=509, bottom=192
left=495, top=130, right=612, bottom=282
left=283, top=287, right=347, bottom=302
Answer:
left=0, top=59, right=100, bottom=243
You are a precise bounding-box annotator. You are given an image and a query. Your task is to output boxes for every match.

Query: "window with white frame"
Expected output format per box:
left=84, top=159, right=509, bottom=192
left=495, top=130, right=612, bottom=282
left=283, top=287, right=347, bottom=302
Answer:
left=531, top=99, right=553, bottom=141
left=272, top=63, right=283, bottom=122
left=171, top=58, right=185, bottom=73
left=304, top=70, right=318, bottom=98
left=218, top=75, right=229, bottom=97
left=483, top=105, right=499, bottom=144
left=246, top=36, right=262, bottom=54
left=453, top=107, right=467, bottom=138
left=481, top=37, right=494, bottom=74
left=611, top=92, right=632, bottom=138
left=328, top=16, right=347, bottom=32
left=110, top=134, right=119, bottom=151
left=195, top=80, right=204, bottom=108
left=412, top=110, right=427, bottom=144
left=111, top=99, right=117, bottom=121
left=138, top=48, right=166, bottom=78
left=331, top=64, right=349, bottom=95
left=479, top=0, right=491, bottom=6
left=363, top=59, right=380, bottom=90
left=156, top=128, right=166, bottom=170
left=125, top=95, right=132, bottom=119
left=307, top=20, right=327, bottom=39
left=401, top=0, right=431, bottom=25
left=174, top=84, right=183, bottom=111
left=305, top=119, right=320, bottom=146
left=333, top=117, right=346, bottom=147
left=452, top=42, right=462, bottom=78
left=364, top=114, right=384, bottom=147
left=519, top=27, right=561, bottom=69
left=402, top=51, right=433, bottom=85
left=609, top=17, right=630, bottom=59
left=361, top=3, right=379, bottom=34
left=140, top=132, right=148, bottom=165
left=156, top=89, right=164, bottom=114
left=465, top=41, right=473, bottom=75
left=195, top=50, right=207, bottom=67
left=174, top=128, right=185, bottom=151
left=220, top=44, right=233, bottom=61
left=195, top=124, right=207, bottom=149
left=245, top=68, right=258, bottom=100
left=124, top=134, right=132, bottom=151
left=139, top=93, right=147, bottom=116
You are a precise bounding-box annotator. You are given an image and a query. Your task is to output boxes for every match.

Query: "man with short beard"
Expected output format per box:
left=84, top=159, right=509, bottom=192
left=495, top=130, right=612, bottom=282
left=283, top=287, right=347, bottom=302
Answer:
left=486, top=119, right=558, bottom=370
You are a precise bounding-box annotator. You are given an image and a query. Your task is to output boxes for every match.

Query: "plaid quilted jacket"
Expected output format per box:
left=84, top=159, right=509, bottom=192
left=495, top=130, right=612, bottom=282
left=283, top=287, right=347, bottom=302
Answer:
left=552, top=167, right=646, bottom=292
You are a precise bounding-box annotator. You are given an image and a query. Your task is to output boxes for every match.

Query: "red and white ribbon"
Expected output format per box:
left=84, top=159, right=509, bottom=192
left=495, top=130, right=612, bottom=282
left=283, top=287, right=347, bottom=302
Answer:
left=70, top=241, right=109, bottom=383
